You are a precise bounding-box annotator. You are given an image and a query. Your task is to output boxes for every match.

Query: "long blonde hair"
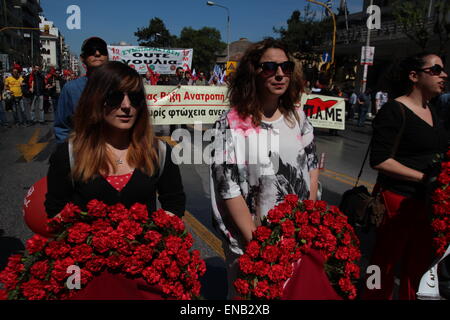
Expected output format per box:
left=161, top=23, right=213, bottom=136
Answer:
left=71, top=61, right=159, bottom=182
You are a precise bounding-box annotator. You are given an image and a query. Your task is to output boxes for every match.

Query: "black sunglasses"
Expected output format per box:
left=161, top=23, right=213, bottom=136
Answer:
left=417, top=64, right=445, bottom=76
left=257, top=61, right=295, bottom=76
left=83, top=46, right=108, bottom=57
left=105, top=90, right=145, bottom=108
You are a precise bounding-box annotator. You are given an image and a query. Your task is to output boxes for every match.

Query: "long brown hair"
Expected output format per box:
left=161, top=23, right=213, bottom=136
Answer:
left=71, top=61, right=158, bottom=182
left=228, top=38, right=304, bottom=126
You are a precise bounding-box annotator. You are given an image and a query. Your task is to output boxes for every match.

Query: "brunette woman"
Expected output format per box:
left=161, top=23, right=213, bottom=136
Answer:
left=45, top=61, right=185, bottom=218
left=210, top=38, right=319, bottom=298
left=365, top=53, right=448, bottom=300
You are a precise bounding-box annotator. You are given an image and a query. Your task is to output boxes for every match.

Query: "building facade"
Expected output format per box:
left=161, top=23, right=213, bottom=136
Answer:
left=0, top=0, right=42, bottom=69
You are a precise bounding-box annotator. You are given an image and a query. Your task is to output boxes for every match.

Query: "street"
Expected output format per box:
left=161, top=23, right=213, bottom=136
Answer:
left=0, top=113, right=377, bottom=299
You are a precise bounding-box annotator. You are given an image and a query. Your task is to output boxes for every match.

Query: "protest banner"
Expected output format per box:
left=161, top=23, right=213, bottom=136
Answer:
left=145, top=85, right=229, bottom=125
left=108, top=46, right=193, bottom=75
left=146, top=85, right=345, bottom=130
left=300, top=94, right=346, bottom=130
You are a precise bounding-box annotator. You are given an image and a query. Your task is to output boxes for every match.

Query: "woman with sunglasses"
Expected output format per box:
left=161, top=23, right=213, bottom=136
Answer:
left=45, top=61, right=186, bottom=299
left=210, top=38, right=319, bottom=299
left=364, top=53, right=448, bottom=300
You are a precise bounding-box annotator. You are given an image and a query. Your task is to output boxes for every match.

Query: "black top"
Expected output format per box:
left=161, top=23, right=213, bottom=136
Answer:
left=44, top=142, right=186, bottom=218
left=370, top=101, right=447, bottom=198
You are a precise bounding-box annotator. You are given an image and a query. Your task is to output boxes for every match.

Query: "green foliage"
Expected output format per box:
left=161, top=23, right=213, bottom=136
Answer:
left=392, top=0, right=432, bottom=50
left=176, top=26, right=226, bottom=73
left=273, top=5, right=332, bottom=53
left=135, top=17, right=177, bottom=48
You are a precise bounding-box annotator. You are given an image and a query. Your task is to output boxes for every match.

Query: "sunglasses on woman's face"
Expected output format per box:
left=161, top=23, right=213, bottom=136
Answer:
left=257, top=61, right=295, bottom=77
left=105, top=90, right=145, bottom=108
left=417, top=64, right=445, bottom=76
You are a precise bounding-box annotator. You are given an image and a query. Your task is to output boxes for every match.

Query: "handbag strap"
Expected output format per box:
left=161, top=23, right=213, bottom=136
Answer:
left=355, top=101, right=406, bottom=187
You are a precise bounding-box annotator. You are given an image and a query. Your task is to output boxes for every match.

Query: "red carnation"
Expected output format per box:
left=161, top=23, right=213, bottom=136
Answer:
left=281, top=219, right=295, bottom=238
left=124, top=257, right=145, bottom=275
left=0, top=290, right=8, bottom=300
left=431, top=218, right=448, bottom=233
left=314, top=200, right=328, bottom=211
left=303, top=200, right=315, bottom=211
left=85, top=256, right=105, bottom=273
left=261, top=245, right=280, bottom=263
left=116, top=220, right=143, bottom=241
left=182, top=233, right=194, bottom=250
left=253, top=260, right=270, bottom=277
left=166, top=235, right=183, bottom=255
left=295, top=210, right=309, bottom=226
left=86, top=199, right=108, bottom=217
left=152, top=209, right=171, bottom=228
left=268, top=264, right=287, bottom=282
left=253, top=226, right=272, bottom=242
left=71, top=244, right=93, bottom=262
left=238, top=255, right=254, bottom=274
left=245, top=241, right=261, bottom=259
left=30, top=261, right=50, bottom=280
left=21, top=278, right=47, bottom=300
left=142, top=266, right=161, bottom=284
left=166, top=261, right=181, bottom=279
left=51, top=257, right=75, bottom=281
left=253, top=279, right=270, bottom=298
left=25, top=234, right=48, bottom=255
left=44, top=241, right=71, bottom=259
left=58, top=202, right=81, bottom=222
left=284, top=194, right=299, bottom=207
left=276, top=202, right=292, bottom=215
left=176, top=249, right=191, bottom=267
left=129, top=203, right=149, bottom=222
left=309, top=211, right=322, bottom=225
left=144, top=230, right=163, bottom=247
left=267, top=207, right=285, bottom=224
left=168, top=215, right=185, bottom=233
left=67, top=222, right=91, bottom=244
left=234, top=278, right=250, bottom=296
left=108, top=203, right=129, bottom=222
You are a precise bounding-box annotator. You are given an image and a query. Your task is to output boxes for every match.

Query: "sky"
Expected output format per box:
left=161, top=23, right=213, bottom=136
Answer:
left=40, top=0, right=364, bottom=56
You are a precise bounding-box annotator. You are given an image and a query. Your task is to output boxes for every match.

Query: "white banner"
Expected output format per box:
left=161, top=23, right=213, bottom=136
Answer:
left=108, top=46, right=193, bottom=75
left=145, top=86, right=345, bottom=130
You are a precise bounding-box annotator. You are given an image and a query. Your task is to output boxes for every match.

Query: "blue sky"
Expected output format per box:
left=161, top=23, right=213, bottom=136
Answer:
left=40, top=0, right=364, bottom=56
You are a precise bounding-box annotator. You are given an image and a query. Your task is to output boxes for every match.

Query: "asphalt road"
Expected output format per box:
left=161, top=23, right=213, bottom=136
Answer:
left=0, top=113, right=377, bottom=299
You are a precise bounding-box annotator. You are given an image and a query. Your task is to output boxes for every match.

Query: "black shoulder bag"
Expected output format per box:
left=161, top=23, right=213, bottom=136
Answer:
left=339, top=102, right=406, bottom=231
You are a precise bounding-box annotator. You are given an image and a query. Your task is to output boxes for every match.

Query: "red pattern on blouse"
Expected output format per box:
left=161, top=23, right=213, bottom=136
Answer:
left=105, top=171, right=134, bottom=192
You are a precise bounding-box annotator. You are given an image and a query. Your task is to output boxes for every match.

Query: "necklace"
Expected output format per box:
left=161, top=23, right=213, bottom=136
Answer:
left=108, top=146, right=128, bottom=166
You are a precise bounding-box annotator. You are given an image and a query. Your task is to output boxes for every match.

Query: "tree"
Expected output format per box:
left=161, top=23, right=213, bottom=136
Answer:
left=434, top=0, right=450, bottom=55
left=274, top=5, right=332, bottom=53
left=135, top=17, right=177, bottom=47
left=392, top=0, right=432, bottom=51
left=176, top=27, right=226, bottom=73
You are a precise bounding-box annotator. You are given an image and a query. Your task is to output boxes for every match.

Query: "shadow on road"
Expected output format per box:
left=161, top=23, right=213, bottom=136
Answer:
left=0, top=229, right=25, bottom=271
left=200, top=257, right=227, bottom=300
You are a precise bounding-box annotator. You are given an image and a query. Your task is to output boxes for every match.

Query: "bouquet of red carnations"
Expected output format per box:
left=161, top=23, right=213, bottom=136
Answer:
left=0, top=200, right=206, bottom=300
left=431, top=149, right=450, bottom=258
left=233, top=195, right=361, bottom=300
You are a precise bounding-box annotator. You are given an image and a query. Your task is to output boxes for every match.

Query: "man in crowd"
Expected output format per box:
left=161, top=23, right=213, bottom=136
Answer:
left=357, top=89, right=371, bottom=127
left=4, top=68, right=26, bottom=126
left=54, top=37, right=108, bottom=143
left=347, top=89, right=358, bottom=121
left=45, top=68, right=65, bottom=118
left=0, top=72, right=9, bottom=127
left=375, top=89, right=388, bottom=114
left=29, top=65, right=46, bottom=125
left=195, top=72, right=207, bottom=86
left=169, top=67, right=188, bottom=86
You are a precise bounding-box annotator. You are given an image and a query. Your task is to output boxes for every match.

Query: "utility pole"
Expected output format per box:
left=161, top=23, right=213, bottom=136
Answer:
left=361, top=0, right=373, bottom=94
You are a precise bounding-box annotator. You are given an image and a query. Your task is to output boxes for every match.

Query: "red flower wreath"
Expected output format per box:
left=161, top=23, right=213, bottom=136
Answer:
left=234, top=195, right=361, bottom=300
left=431, top=149, right=450, bottom=258
left=0, top=201, right=206, bottom=300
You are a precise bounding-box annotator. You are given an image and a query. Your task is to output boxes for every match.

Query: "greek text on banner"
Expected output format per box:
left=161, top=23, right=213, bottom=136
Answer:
left=146, top=85, right=345, bottom=130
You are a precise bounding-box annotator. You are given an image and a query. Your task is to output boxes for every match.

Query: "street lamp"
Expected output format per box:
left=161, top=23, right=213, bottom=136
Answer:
left=206, top=1, right=230, bottom=62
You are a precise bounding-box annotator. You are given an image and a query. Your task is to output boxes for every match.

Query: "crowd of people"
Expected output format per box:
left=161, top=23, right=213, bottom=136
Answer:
left=0, top=64, right=76, bottom=128
left=2, top=34, right=449, bottom=300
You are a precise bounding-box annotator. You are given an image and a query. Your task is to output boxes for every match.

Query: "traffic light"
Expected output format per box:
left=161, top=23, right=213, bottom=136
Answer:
left=44, top=25, right=50, bottom=33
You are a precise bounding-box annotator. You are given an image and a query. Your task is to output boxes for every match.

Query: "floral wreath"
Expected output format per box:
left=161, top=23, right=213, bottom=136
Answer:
left=431, top=148, right=450, bottom=258
left=233, top=195, right=361, bottom=300
left=0, top=200, right=206, bottom=300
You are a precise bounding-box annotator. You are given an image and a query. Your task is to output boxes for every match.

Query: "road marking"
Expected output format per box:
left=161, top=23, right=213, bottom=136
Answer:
left=324, top=168, right=375, bottom=188
left=183, top=211, right=225, bottom=260
left=320, top=170, right=374, bottom=192
left=16, top=128, right=49, bottom=162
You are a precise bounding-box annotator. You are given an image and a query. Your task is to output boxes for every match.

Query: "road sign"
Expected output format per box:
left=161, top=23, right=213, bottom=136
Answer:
left=226, top=60, right=237, bottom=76
left=322, top=52, right=331, bottom=63
left=361, top=46, right=375, bottom=65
